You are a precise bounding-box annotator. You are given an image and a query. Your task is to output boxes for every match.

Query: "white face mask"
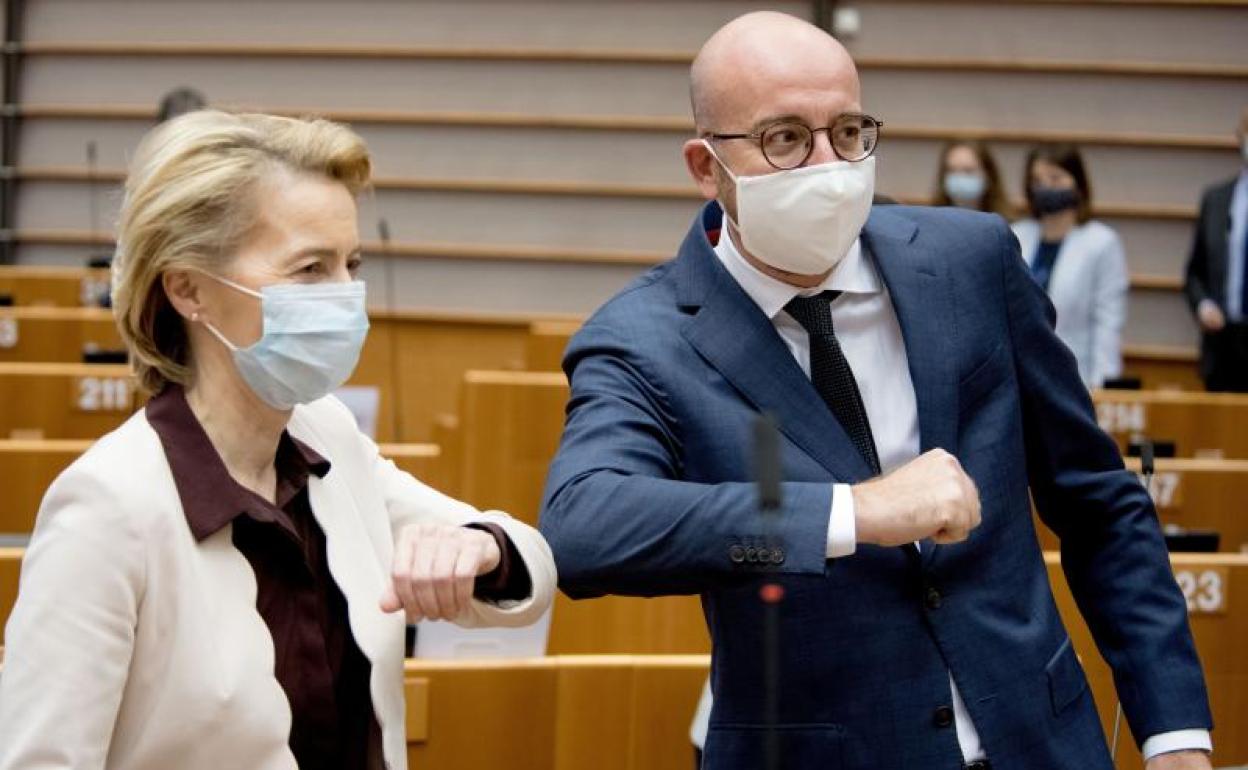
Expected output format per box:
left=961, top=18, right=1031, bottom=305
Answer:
left=704, top=140, right=875, bottom=276
left=199, top=273, right=370, bottom=410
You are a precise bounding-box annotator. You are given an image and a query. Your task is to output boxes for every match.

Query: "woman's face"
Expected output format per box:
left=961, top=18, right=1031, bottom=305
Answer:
left=1028, top=159, right=1076, bottom=192
left=944, top=145, right=983, bottom=178
left=943, top=145, right=987, bottom=207
left=199, top=170, right=362, bottom=348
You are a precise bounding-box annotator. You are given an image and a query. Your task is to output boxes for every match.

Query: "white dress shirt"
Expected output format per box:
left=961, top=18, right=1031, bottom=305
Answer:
left=712, top=217, right=1211, bottom=762
left=1225, top=169, right=1248, bottom=322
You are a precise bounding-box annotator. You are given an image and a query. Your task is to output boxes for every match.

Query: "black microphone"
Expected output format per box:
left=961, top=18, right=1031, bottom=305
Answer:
left=377, top=218, right=404, bottom=443
left=1141, top=439, right=1155, bottom=482
left=751, top=411, right=784, bottom=770
left=86, top=140, right=100, bottom=241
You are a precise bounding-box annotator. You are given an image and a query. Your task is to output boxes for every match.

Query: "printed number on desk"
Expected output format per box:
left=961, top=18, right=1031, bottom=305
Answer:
left=1139, top=471, right=1182, bottom=509
left=0, top=318, right=17, bottom=349
left=1174, top=568, right=1228, bottom=615
left=76, top=377, right=133, bottom=412
left=1096, top=401, right=1146, bottom=434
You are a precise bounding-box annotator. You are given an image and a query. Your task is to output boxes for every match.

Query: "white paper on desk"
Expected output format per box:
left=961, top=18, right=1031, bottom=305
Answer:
left=414, top=607, right=552, bottom=659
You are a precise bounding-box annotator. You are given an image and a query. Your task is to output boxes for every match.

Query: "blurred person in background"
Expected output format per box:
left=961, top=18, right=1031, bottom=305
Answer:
left=1184, top=106, right=1248, bottom=392
left=0, top=110, right=555, bottom=770
left=932, top=139, right=1013, bottom=221
left=1011, top=144, right=1128, bottom=389
left=157, top=85, right=208, bottom=123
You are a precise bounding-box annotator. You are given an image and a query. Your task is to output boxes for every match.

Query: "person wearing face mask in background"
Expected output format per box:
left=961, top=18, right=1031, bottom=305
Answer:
left=539, top=12, right=1210, bottom=770
left=1184, top=106, right=1248, bottom=392
left=932, top=139, right=1014, bottom=221
left=0, top=111, right=556, bottom=770
left=1010, top=144, right=1128, bottom=389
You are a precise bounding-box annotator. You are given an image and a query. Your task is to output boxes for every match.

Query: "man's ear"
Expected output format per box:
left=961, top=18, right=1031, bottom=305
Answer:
left=683, top=138, right=720, bottom=202
left=162, top=270, right=205, bottom=322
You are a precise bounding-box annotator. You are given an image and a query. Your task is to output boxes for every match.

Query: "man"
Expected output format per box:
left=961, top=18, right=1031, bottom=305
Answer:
left=539, top=12, right=1212, bottom=770
left=1184, top=106, right=1248, bottom=392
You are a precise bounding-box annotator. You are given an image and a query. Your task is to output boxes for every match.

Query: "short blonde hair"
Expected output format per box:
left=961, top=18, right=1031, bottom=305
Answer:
left=111, top=110, right=371, bottom=394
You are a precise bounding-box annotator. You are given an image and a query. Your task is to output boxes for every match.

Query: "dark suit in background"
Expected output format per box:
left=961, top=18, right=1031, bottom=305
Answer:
left=1184, top=175, right=1248, bottom=391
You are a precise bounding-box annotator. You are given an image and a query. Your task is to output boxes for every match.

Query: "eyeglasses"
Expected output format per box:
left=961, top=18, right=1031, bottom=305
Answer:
left=705, top=113, right=883, bottom=170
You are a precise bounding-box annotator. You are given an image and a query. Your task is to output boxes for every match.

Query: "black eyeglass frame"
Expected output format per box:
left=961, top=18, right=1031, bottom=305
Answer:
left=704, top=113, right=884, bottom=170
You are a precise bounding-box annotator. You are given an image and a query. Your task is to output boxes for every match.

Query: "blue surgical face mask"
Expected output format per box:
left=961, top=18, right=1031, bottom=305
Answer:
left=943, top=172, right=985, bottom=205
left=199, top=273, right=369, bottom=410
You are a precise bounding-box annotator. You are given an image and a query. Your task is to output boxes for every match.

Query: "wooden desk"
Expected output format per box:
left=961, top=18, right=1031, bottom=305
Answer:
left=525, top=319, right=582, bottom=371
left=403, top=655, right=708, bottom=770
left=452, top=369, right=569, bottom=527
left=0, top=362, right=137, bottom=439
left=1092, top=389, right=1248, bottom=458
left=1047, top=552, right=1248, bottom=768
left=0, top=306, right=122, bottom=363
left=0, top=265, right=110, bottom=307
left=1035, top=457, right=1248, bottom=553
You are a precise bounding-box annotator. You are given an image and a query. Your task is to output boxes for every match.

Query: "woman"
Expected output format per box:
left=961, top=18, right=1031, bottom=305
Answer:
left=1011, top=143, right=1128, bottom=389
left=931, top=139, right=1013, bottom=220
left=0, top=111, right=556, bottom=770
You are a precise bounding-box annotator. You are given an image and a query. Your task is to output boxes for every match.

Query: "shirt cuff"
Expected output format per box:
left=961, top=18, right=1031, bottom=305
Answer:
left=1141, top=729, right=1213, bottom=761
left=825, top=483, right=857, bottom=559
left=463, top=522, right=532, bottom=601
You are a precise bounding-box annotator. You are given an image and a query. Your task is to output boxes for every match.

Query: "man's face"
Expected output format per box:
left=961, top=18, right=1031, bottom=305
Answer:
left=704, top=59, right=862, bottom=223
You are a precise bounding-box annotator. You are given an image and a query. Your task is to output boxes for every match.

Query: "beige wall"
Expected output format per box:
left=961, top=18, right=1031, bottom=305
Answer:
left=10, top=0, right=1247, bottom=350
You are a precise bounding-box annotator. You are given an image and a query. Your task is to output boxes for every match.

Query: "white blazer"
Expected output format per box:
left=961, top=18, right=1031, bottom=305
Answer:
left=1011, top=219, right=1129, bottom=388
left=0, top=395, right=556, bottom=770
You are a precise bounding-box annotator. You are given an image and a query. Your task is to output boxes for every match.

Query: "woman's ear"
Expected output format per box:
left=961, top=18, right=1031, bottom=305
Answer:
left=162, top=270, right=204, bottom=322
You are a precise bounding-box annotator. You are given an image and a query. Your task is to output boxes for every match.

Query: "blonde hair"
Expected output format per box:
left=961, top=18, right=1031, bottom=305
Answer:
left=111, top=110, right=371, bottom=394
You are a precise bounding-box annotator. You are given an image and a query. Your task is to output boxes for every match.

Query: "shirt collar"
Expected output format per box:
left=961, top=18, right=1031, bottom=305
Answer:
left=710, top=211, right=880, bottom=320
left=145, top=385, right=330, bottom=542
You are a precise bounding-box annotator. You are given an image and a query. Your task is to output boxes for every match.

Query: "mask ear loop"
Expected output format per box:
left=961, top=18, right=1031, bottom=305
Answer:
left=192, top=270, right=263, bottom=352
left=701, top=139, right=745, bottom=233
left=701, top=139, right=739, bottom=184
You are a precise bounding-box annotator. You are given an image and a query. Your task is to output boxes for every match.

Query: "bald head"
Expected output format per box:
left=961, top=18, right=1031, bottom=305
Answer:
left=690, top=11, right=859, bottom=133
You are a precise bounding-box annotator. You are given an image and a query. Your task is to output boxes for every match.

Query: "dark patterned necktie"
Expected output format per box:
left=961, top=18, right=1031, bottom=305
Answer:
left=784, top=291, right=882, bottom=475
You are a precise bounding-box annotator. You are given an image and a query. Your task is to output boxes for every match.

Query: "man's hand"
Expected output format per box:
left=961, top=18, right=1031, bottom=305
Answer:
left=1197, top=299, right=1226, bottom=333
left=380, top=522, right=502, bottom=621
left=1146, top=750, right=1213, bottom=770
left=851, top=449, right=982, bottom=546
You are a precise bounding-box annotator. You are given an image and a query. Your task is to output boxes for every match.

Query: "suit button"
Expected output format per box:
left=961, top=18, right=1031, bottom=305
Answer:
left=771, top=547, right=786, bottom=565
left=745, top=546, right=759, bottom=563
left=729, top=545, right=746, bottom=564
left=932, top=705, right=954, bottom=728
left=925, top=587, right=943, bottom=610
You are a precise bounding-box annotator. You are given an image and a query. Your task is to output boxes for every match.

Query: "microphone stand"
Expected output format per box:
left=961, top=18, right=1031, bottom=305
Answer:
left=377, top=218, right=405, bottom=445
left=1111, top=439, right=1155, bottom=764
left=752, top=413, right=784, bottom=770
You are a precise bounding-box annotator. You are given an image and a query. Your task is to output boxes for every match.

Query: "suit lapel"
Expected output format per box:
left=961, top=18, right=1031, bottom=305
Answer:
left=677, top=207, right=874, bottom=483
left=864, top=210, right=959, bottom=568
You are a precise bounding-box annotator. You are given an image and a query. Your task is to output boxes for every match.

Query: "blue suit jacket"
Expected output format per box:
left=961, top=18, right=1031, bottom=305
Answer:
left=539, top=203, right=1211, bottom=769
